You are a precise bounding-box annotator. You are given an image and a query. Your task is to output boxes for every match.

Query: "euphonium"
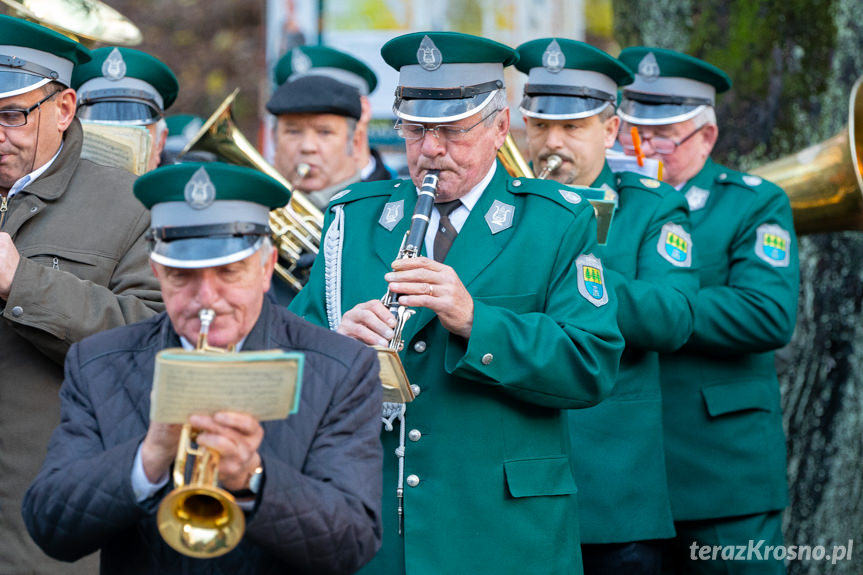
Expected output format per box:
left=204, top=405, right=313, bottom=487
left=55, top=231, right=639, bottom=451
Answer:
left=156, top=309, right=245, bottom=559
left=496, top=133, right=561, bottom=180
left=180, top=89, right=323, bottom=293
left=381, top=170, right=441, bottom=352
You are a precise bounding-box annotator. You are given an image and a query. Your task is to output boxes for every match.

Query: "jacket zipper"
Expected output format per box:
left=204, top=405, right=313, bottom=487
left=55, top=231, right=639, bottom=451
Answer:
left=0, top=194, right=7, bottom=229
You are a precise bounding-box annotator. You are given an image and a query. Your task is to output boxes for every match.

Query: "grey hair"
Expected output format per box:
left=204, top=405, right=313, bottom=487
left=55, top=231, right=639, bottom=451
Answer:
left=154, top=117, right=168, bottom=140
left=692, top=106, right=717, bottom=128
left=259, top=235, right=274, bottom=265
left=345, top=117, right=357, bottom=156
left=485, top=89, right=508, bottom=124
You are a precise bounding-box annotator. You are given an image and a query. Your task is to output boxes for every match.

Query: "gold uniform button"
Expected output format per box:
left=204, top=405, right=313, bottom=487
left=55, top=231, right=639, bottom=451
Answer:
left=481, top=353, right=493, bottom=365
left=406, top=474, right=420, bottom=487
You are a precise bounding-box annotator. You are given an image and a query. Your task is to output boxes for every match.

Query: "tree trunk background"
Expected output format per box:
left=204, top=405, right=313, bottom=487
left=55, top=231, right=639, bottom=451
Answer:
left=613, top=1, right=863, bottom=573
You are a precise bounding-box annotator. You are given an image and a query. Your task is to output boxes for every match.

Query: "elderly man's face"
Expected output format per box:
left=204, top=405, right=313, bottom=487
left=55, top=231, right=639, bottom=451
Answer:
left=0, top=86, right=76, bottom=193
left=273, top=113, right=359, bottom=192
left=404, top=107, right=510, bottom=203
left=152, top=246, right=277, bottom=348
left=619, top=118, right=717, bottom=188
left=524, top=113, right=619, bottom=186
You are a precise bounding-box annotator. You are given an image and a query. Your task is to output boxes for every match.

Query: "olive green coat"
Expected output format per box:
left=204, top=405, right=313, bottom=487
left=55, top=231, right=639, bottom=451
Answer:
left=291, top=163, right=625, bottom=575
left=660, top=158, right=799, bottom=520
left=567, top=165, right=698, bottom=543
left=0, top=119, right=163, bottom=574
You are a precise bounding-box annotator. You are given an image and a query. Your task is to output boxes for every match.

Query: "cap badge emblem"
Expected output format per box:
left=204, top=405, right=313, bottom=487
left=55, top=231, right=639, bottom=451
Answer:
left=102, top=48, right=127, bottom=81
left=184, top=167, right=217, bottom=210
left=292, top=48, right=312, bottom=75
left=638, top=52, right=660, bottom=82
left=542, top=39, right=565, bottom=73
left=417, top=35, right=442, bottom=71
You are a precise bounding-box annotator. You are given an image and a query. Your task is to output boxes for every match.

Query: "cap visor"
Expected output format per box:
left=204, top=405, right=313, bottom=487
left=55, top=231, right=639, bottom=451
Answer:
left=0, top=71, right=49, bottom=99
left=150, top=236, right=264, bottom=269
left=77, top=101, right=162, bottom=124
left=394, top=90, right=497, bottom=123
left=520, top=95, right=610, bottom=120
left=617, top=98, right=705, bottom=125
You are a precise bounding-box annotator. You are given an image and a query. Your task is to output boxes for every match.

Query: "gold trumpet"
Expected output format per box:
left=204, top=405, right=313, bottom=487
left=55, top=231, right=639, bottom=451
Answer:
left=156, top=309, right=245, bottom=559
left=180, top=89, right=324, bottom=293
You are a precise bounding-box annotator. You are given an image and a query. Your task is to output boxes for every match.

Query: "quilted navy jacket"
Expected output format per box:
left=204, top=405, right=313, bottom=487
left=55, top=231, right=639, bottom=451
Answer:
left=22, top=299, right=383, bottom=574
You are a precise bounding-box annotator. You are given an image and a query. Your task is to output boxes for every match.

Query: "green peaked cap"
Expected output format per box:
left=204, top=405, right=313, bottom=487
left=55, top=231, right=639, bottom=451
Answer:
left=0, top=14, right=91, bottom=98
left=135, top=162, right=289, bottom=269
left=381, top=31, right=518, bottom=123
left=617, top=46, right=731, bottom=125
left=72, top=46, right=179, bottom=111
left=515, top=38, right=632, bottom=119
left=274, top=45, right=377, bottom=94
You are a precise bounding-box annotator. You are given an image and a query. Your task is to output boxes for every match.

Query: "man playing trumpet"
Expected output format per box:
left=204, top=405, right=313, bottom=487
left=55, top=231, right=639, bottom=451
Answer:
left=22, top=162, right=383, bottom=573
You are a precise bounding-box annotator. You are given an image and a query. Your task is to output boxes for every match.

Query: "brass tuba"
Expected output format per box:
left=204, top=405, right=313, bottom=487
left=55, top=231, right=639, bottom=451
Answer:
left=156, top=309, right=245, bottom=558
left=180, top=89, right=323, bottom=292
left=0, top=0, right=142, bottom=46
left=752, top=75, right=863, bottom=235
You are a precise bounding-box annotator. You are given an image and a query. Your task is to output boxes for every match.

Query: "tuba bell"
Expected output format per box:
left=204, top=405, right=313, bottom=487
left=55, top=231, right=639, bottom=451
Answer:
left=0, top=0, right=142, bottom=46
left=180, top=89, right=323, bottom=293
left=752, top=75, right=863, bottom=235
left=156, top=309, right=245, bottom=558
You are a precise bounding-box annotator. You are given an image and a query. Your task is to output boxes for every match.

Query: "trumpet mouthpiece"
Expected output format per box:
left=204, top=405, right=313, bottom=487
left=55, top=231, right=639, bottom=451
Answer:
left=296, top=163, right=311, bottom=179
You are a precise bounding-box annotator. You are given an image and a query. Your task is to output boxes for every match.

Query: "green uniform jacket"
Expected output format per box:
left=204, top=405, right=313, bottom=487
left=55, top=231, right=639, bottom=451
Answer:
left=660, top=158, right=799, bottom=521
left=291, top=163, right=625, bottom=575
left=568, top=165, right=698, bottom=543
left=0, top=118, right=163, bottom=574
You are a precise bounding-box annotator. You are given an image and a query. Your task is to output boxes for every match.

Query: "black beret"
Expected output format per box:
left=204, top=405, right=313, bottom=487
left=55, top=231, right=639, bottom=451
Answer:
left=266, top=75, right=362, bottom=119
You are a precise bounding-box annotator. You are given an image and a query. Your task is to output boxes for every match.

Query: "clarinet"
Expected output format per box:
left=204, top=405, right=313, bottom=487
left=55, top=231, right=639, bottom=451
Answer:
left=380, top=169, right=441, bottom=352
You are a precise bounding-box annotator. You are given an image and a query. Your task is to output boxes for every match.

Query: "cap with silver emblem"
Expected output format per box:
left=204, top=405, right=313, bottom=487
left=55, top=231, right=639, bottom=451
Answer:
left=381, top=31, right=518, bottom=123
left=0, top=14, right=91, bottom=99
left=515, top=38, right=633, bottom=120
left=617, top=46, right=731, bottom=125
left=72, top=46, right=178, bottom=125
left=134, top=162, right=290, bottom=269
left=273, top=45, right=378, bottom=95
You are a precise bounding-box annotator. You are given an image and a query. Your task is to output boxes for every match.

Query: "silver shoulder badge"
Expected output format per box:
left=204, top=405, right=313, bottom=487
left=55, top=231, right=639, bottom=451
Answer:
left=576, top=254, right=609, bottom=307
left=542, top=39, right=565, bottom=73
left=559, top=189, right=582, bottom=204
left=485, top=200, right=514, bottom=234
left=417, top=35, right=442, bottom=71
left=102, top=48, right=127, bottom=81
left=184, top=167, right=216, bottom=210
left=685, top=186, right=710, bottom=211
left=755, top=223, right=791, bottom=267
left=379, top=199, right=404, bottom=231
left=657, top=222, right=692, bottom=267
left=638, top=52, right=660, bottom=82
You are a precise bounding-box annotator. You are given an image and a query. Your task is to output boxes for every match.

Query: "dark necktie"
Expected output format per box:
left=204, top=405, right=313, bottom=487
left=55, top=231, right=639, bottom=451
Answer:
left=433, top=200, right=462, bottom=262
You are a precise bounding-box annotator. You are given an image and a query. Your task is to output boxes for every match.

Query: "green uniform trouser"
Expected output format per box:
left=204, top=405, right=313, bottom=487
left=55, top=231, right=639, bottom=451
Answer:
left=662, top=511, right=785, bottom=574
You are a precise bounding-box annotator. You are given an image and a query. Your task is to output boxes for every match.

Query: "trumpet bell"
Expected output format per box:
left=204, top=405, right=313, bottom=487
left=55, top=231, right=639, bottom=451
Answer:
left=1, top=0, right=143, bottom=46
left=752, top=75, right=863, bottom=234
left=157, top=485, right=245, bottom=559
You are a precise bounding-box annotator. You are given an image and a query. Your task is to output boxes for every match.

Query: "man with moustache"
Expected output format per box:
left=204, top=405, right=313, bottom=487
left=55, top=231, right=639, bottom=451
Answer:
left=517, top=37, right=699, bottom=574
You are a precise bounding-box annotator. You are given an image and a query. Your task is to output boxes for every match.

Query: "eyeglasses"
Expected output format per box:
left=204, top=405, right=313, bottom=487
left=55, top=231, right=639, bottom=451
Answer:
left=618, top=124, right=705, bottom=155
left=0, top=90, right=61, bottom=128
left=394, top=109, right=500, bottom=142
